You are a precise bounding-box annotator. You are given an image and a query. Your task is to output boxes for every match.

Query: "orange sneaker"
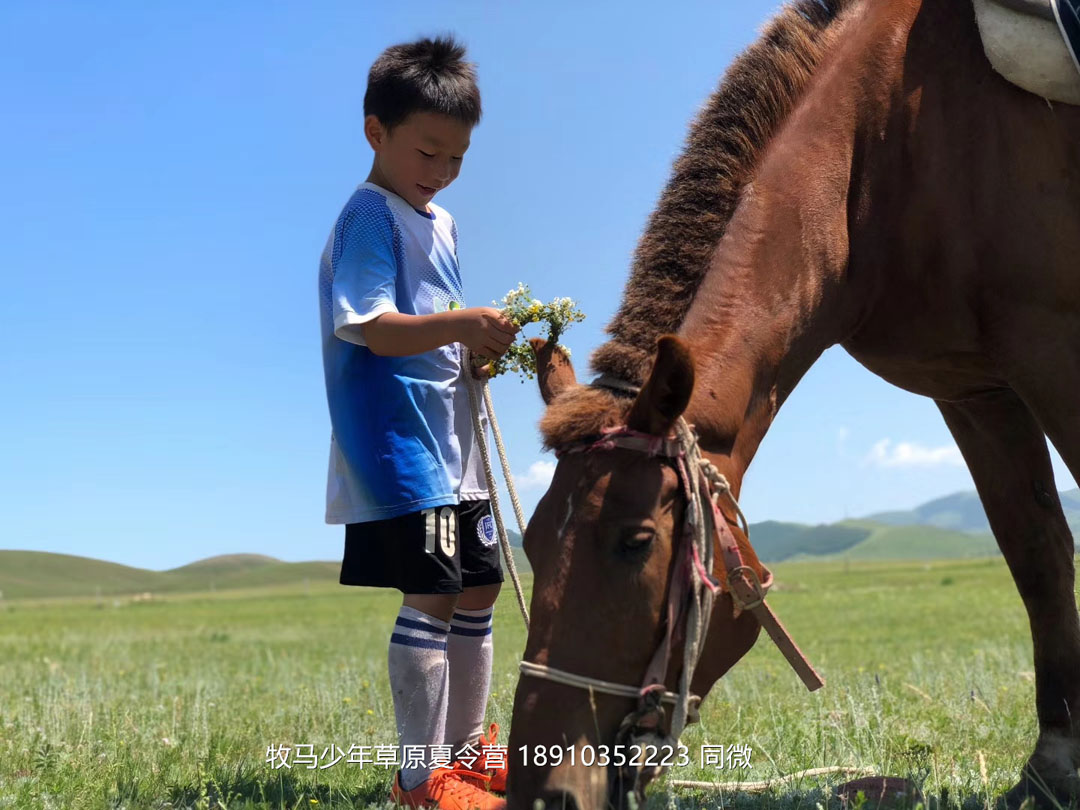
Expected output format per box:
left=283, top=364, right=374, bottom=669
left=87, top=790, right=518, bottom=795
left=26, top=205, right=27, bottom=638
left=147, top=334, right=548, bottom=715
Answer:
left=390, top=767, right=506, bottom=810
left=452, top=723, right=508, bottom=794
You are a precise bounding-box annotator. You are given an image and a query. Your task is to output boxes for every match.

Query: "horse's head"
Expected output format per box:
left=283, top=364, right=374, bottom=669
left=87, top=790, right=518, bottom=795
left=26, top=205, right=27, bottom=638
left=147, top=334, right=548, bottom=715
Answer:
left=507, top=336, right=767, bottom=810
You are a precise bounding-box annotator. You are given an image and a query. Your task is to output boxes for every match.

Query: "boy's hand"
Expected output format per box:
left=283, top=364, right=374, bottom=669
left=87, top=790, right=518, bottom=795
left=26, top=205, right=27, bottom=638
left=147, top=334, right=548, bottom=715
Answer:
left=454, top=307, right=519, bottom=359
left=470, top=361, right=494, bottom=380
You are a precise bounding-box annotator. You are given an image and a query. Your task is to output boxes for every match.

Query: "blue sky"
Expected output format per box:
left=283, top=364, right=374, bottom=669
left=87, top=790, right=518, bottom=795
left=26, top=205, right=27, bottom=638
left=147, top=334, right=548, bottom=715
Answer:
left=2, top=1, right=1074, bottom=571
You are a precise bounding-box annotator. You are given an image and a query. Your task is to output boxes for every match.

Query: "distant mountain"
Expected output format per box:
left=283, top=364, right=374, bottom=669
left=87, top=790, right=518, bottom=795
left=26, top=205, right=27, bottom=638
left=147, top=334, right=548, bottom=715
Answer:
left=864, top=487, right=1080, bottom=534
left=0, top=551, right=172, bottom=601
left=746, top=487, right=1080, bottom=562
left=0, top=551, right=337, bottom=601
left=834, top=522, right=1000, bottom=560
left=169, top=553, right=278, bottom=572
left=748, top=520, right=872, bottom=561
left=745, top=519, right=1001, bottom=562
left=4, top=487, right=1075, bottom=599
left=0, top=537, right=530, bottom=602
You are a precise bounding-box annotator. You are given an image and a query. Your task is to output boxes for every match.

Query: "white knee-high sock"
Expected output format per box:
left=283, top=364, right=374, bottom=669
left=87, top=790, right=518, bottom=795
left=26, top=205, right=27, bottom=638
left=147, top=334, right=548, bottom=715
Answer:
left=444, top=606, right=494, bottom=754
left=388, top=606, right=450, bottom=791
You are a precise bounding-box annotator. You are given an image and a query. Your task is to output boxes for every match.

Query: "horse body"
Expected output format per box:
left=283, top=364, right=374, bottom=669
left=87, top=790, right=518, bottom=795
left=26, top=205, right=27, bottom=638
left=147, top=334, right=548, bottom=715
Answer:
left=508, top=2, right=1080, bottom=808
left=841, top=1, right=1080, bottom=400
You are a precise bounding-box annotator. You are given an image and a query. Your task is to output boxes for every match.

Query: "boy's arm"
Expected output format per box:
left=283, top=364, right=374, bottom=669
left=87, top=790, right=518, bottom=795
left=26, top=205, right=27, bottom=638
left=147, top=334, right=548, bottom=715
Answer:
left=330, top=197, right=516, bottom=359
left=339, top=307, right=518, bottom=359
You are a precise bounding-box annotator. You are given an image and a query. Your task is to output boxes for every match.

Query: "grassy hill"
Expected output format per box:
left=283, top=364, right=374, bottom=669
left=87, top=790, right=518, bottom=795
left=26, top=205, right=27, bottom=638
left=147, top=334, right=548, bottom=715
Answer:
left=748, top=520, right=871, bottom=561
left=746, top=519, right=1000, bottom=563
left=745, top=487, right=1080, bottom=562
left=864, top=487, right=1080, bottom=533
left=0, top=550, right=173, bottom=600
left=0, top=539, right=532, bottom=602
left=782, top=521, right=1000, bottom=562
left=0, top=551, right=344, bottom=601
left=168, top=553, right=278, bottom=572
left=166, top=559, right=341, bottom=592
left=5, top=487, right=1074, bottom=600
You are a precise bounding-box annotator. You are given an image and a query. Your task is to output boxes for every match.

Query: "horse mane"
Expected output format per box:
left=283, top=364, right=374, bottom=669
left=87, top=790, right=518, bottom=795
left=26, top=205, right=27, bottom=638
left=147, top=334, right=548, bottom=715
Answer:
left=541, top=0, right=858, bottom=450
left=590, top=0, right=859, bottom=385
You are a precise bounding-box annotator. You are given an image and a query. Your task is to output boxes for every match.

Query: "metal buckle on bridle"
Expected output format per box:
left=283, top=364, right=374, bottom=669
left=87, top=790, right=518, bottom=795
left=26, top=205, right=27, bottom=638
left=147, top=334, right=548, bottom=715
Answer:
left=613, top=687, right=676, bottom=800
left=727, top=564, right=768, bottom=611
left=617, top=686, right=666, bottom=737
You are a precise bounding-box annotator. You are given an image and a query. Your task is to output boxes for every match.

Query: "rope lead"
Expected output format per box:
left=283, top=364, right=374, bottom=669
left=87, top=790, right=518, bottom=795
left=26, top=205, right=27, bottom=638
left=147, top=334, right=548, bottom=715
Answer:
left=462, top=348, right=531, bottom=629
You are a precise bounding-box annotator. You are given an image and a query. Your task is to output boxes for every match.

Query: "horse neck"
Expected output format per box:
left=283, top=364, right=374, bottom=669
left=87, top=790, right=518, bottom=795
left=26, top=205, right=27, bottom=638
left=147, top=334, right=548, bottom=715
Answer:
left=676, top=0, right=923, bottom=498
left=675, top=196, right=847, bottom=501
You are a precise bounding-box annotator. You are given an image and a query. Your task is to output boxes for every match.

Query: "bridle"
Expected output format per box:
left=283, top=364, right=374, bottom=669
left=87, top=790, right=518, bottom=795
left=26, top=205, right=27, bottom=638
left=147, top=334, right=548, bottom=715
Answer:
left=517, top=375, right=824, bottom=796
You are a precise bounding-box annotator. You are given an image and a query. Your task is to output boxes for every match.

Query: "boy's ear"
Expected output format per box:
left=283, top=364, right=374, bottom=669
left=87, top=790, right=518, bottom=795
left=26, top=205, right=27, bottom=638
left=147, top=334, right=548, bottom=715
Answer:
left=363, top=115, right=387, bottom=151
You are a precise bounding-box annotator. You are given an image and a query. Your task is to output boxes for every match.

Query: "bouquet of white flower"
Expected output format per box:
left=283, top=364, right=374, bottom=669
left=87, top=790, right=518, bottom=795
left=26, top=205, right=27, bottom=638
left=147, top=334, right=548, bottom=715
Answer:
left=486, top=283, right=586, bottom=380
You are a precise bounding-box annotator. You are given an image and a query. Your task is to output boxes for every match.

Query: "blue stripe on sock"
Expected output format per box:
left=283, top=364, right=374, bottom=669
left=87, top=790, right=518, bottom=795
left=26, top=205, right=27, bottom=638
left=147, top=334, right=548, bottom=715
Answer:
left=451, top=612, right=492, bottom=624
left=395, top=616, right=449, bottom=635
left=390, top=633, right=447, bottom=650
left=449, top=625, right=493, bottom=637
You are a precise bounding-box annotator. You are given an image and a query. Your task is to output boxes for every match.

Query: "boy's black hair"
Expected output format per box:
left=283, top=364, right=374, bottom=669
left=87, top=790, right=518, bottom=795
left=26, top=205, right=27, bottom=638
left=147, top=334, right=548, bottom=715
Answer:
left=364, top=35, right=481, bottom=131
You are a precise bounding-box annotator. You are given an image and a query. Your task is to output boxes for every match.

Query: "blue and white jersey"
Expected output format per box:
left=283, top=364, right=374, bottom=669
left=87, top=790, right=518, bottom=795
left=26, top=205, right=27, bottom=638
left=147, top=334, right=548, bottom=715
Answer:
left=318, top=182, right=489, bottom=524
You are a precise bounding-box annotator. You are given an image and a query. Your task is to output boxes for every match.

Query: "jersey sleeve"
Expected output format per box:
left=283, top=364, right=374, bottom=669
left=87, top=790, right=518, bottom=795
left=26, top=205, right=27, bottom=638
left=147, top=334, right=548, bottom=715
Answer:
left=330, top=195, right=400, bottom=347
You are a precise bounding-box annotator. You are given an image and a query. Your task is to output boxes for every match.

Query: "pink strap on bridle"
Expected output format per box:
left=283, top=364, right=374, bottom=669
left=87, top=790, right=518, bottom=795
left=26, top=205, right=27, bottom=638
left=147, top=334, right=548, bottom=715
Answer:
left=567, top=422, right=824, bottom=693
left=706, top=480, right=824, bottom=691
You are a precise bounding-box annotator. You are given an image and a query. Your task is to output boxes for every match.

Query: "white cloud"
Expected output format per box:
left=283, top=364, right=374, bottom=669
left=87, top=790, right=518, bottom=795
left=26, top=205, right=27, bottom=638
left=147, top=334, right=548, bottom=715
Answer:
left=863, top=438, right=964, bottom=468
left=514, top=459, right=556, bottom=490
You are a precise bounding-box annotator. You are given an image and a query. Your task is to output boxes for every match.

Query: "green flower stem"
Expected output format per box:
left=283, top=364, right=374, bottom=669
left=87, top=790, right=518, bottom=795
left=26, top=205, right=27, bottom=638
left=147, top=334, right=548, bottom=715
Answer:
left=484, top=283, right=586, bottom=381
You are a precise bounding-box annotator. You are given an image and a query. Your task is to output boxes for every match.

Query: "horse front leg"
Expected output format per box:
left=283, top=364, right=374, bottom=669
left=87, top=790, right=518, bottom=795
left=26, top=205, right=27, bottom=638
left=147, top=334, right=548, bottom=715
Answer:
left=937, top=388, right=1080, bottom=809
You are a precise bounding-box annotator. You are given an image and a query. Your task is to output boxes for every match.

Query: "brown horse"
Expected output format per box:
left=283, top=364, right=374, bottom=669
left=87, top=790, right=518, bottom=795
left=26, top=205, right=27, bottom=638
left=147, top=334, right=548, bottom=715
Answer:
left=506, top=0, right=1080, bottom=809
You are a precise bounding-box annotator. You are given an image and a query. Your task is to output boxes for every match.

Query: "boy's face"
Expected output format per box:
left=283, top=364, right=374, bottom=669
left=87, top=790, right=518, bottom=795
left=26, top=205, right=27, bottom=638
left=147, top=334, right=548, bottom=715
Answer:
left=365, top=111, right=472, bottom=210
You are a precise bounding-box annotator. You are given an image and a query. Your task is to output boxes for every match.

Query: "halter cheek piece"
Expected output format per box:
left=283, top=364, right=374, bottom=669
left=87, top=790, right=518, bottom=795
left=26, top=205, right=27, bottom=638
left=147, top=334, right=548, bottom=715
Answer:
left=518, top=375, right=824, bottom=797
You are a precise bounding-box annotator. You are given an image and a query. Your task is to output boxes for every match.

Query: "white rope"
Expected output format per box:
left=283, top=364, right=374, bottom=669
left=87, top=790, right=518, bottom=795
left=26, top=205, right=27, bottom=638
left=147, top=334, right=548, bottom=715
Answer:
left=698, top=458, right=749, bottom=537
left=668, top=766, right=877, bottom=793
left=669, top=418, right=717, bottom=741
left=462, top=349, right=530, bottom=628
left=519, top=661, right=680, bottom=703
left=482, top=382, right=530, bottom=546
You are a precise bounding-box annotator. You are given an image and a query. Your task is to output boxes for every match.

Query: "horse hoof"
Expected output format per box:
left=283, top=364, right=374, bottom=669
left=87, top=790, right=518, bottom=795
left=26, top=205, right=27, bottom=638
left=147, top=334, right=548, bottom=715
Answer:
left=999, top=771, right=1080, bottom=810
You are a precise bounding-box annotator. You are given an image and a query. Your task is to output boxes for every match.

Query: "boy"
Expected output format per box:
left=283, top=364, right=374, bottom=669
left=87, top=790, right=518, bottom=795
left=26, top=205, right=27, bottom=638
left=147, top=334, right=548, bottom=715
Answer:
left=317, top=36, right=518, bottom=810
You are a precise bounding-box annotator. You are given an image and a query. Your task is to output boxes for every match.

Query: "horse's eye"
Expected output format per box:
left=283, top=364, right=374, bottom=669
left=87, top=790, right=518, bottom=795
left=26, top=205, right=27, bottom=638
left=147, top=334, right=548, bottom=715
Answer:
left=619, top=526, right=656, bottom=553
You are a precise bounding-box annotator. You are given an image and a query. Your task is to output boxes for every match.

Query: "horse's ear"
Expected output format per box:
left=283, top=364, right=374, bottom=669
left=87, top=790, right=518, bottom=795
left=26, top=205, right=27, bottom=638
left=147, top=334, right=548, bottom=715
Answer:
left=531, top=337, right=577, bottom=405
left=626, top=335, right=695, bottom=435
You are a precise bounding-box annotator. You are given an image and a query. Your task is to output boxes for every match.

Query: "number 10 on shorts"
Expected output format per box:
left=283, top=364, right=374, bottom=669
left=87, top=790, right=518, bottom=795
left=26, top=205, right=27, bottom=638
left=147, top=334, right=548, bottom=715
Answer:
left=423, top=506, right=457, bottom=557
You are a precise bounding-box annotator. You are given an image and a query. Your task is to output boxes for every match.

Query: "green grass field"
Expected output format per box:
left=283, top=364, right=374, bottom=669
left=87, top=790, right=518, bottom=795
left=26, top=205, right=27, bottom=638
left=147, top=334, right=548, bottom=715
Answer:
left=0, top=557, right=1073, bottom=809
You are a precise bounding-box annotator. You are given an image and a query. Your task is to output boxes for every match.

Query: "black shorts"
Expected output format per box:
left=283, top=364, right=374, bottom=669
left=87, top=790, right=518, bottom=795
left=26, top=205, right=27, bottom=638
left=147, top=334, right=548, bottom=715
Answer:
left=340, top=499, right=504, bottom=594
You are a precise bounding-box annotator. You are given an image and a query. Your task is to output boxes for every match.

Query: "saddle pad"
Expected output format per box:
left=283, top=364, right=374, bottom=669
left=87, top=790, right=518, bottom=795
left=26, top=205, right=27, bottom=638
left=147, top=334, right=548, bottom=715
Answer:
left=973, top=0, right=1080, bottom=104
